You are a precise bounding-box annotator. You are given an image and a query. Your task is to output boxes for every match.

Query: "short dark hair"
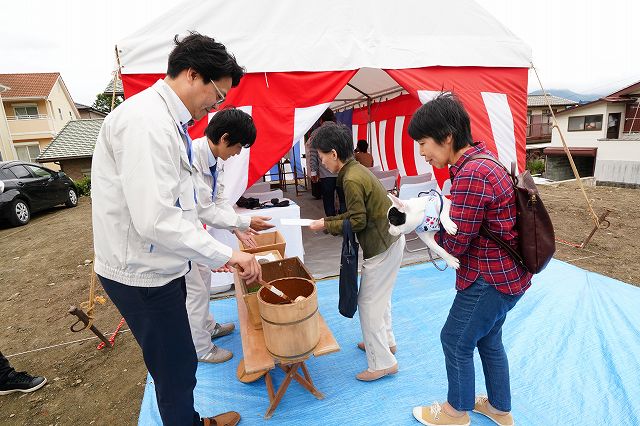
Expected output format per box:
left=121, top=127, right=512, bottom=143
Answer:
left=408, top=93, right=473, bottom=152
left=356, top=139, right=368, bottom=152
left=320, top=108, right=336, bottom=123
left=310, top=122, right=354, bottom=162
left=167, top=31, right=245, bottom=87
left=205, top=108, right=257, bottom=148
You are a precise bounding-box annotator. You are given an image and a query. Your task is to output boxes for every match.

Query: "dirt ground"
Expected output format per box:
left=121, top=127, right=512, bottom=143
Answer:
left=0, top=182, right=638, bottom=425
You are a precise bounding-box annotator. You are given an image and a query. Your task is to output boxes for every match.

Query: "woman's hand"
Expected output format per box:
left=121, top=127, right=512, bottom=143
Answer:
left=234, top=230, right=257, bottom=248
left=309, top=218, right=325, bottom=231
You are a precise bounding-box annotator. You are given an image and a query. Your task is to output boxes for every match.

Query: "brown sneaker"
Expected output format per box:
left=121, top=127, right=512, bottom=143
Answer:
left=202, top=410, right=240, bottom=426
left=211, top=322, right=235, bottom=339
left=355, top=363, right=398, bottom=381
left=356, top=341, right=397, bottom=354
left=198, top=345, right=233, bottom=364
left=412, top=403, right=470, bottom=426
left=473, top=395, right=514, bottom=426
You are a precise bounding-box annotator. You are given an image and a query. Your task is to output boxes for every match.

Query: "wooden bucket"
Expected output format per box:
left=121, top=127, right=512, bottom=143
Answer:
left=257, top=277, right=319, bottom=361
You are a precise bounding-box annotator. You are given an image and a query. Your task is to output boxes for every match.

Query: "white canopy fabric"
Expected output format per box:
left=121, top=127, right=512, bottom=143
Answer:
left=117, top=0, right=531, bottom=76
left=116, top=0, right=532, bottom=201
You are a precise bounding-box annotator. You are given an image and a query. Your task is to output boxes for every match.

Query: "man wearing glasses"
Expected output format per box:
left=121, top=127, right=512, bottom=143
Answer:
left=91, top=32, right=259, bottom=426
left=186, top=108, right=274, bottom=365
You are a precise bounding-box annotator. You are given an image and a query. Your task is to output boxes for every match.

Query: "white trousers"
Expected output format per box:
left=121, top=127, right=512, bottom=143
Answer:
left=358, top=235, right=405, bottom=371
left=185, top=263, right=216, bottom=357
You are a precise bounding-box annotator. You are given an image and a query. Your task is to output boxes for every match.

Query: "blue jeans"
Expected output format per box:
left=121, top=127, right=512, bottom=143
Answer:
left=440, top=277, right=522, bottom=412
left=99, top=275, right=201, bottom=426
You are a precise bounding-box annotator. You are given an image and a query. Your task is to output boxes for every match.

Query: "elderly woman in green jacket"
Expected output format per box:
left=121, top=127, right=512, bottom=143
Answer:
left=309, top=122, right=406, bottom=382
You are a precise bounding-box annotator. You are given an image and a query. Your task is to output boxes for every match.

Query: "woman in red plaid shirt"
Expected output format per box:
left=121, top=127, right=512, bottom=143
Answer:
left=409, top=94, right=532, bottom=426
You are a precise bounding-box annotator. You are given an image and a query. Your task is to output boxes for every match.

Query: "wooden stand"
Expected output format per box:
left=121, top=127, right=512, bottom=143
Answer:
left=234, top=272, right=339, bottom=419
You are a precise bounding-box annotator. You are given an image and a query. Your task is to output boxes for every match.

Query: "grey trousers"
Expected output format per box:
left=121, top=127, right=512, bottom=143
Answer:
left=358, top=235, right=405, bottom=371
left=185, top=263, right=217, bottom=357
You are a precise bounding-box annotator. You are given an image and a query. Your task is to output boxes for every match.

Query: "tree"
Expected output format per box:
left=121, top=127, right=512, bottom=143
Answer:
left=92, top=93, right=123, bottom=114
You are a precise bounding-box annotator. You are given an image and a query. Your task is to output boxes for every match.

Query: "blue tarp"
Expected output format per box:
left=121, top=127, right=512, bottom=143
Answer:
left=138, top=259, right=640, bottom=425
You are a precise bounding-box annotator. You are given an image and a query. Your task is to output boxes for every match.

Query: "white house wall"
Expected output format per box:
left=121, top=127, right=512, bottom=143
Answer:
left=0, top=94, right=16, bottom=161
left=550, top=103, right=608, bottom=147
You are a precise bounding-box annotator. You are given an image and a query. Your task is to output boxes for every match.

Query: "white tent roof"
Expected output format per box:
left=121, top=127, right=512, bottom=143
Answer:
left=117, top=0, right=532, bottom=76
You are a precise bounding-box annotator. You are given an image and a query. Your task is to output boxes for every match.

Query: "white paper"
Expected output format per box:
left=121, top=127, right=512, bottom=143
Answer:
left=280, top=218, right=314, bottom=227
left=255, top=253, right=279, bottom=263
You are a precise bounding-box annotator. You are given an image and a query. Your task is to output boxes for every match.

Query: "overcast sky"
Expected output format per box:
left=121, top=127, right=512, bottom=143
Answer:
left=1, top=0, right=638, bottom=105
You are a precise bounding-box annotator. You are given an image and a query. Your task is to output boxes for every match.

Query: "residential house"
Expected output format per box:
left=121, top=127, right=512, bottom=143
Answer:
left=547, top=80, right=640, bottom=185
left=75, top=103, right=107, bottom=119
left=526, top=94, right=577, bottom=145
left=0, top=73, right=80, bottom=169
left=36, top=119, right=103, bottom=180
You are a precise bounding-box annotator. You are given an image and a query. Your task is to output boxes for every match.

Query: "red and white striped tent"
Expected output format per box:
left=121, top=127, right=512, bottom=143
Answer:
left=116, top=0, right=531, bottom=201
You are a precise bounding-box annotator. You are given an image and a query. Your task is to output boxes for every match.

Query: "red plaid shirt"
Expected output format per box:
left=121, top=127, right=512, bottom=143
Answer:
left=440, top=143, right=532, bottom=295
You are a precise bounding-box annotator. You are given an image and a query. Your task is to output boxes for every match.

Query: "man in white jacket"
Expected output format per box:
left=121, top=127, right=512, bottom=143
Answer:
left=188, top=108, right=273, bottom=363
left=91, top=33, right=257, bottom=426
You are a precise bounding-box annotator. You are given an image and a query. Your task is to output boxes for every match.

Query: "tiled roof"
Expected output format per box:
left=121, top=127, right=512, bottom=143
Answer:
left=0, top=73, right=60, bottom=99
left=74, top=102, right=90, bottom=110
left=103, top=76, right=123, bottom=95
left=527, top=95, right=577, bottom=107
left=37, top=119, right=104, bottom=162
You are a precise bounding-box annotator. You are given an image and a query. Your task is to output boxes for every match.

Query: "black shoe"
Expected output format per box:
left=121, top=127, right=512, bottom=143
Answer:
left=0, top=371, right=47, bottom=395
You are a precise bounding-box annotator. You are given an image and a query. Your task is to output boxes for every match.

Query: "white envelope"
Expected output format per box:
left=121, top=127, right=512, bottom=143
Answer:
left=280, top=218, right=314, bottom=227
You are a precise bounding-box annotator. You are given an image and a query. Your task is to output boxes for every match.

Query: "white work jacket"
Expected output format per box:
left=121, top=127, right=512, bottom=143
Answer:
left=191, top=136, right=251, bottom=232
left=91, top=79, right=232, bottom=287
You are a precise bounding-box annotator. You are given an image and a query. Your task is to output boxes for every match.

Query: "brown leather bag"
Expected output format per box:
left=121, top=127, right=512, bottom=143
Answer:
left=461, top=154, right=556, bottom=274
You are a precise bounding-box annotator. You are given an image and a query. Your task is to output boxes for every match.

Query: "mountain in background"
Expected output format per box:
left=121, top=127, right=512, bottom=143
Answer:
left=529, top=89, right=603, bottom=104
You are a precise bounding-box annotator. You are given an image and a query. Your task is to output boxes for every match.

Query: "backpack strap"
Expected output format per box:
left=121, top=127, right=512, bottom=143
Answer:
left=455, top=154, right=527, bottom=270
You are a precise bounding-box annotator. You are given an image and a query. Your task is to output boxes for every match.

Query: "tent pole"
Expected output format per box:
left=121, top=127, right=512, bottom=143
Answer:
left=111, top=45, right=123, bottom=110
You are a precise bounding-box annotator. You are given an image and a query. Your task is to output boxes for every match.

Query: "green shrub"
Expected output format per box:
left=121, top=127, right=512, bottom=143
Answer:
left=527, top=159, right=545, bottom=176
left=75, top=176, right=91, bottom=196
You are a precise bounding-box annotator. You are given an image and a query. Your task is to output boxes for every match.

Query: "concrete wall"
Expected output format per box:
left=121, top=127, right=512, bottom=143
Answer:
left=61, top=158, right=92, bottom=180
left=594, top=141, right=640, bottom=185
left=545, top=155, right=595, bottom=181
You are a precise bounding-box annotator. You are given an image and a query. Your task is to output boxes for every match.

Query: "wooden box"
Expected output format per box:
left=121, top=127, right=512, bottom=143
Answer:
left=240, top=256, right=314, bottom=330
left=239, top=230, right=286, bottom=258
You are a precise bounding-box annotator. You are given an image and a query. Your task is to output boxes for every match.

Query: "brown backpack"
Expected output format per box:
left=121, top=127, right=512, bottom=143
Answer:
left=459, top=154, right=556, bottom=274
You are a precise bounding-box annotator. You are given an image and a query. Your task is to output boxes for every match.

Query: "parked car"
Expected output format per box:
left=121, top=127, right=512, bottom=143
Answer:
left=0, top=161, right=78, bottom=226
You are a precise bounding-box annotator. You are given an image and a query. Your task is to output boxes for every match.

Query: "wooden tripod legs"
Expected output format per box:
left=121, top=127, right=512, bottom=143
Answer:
left=264, top=361, right=325, bottom=419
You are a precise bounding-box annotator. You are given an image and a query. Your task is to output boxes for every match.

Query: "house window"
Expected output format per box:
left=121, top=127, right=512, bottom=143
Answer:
left=58, top=108, right=63, bottom=120
left=14, top=143, right=41, bottom=162
left=13, top=105, right=39, bottom=118
left=568, top=115, right=603, bottom=131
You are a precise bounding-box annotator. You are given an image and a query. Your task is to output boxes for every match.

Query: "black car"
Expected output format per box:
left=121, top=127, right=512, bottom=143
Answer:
left=0, top=161, right=79, bottom=226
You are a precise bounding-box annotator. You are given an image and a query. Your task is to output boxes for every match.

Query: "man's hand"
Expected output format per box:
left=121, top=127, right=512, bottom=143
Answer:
left=309, top=218, right=325, bottom=231
left=228, top=250, right=262, bottom=284
left=212, top=263, right=234, bottom=273
left=249, top=216, right=274, bottom=232
left=234, top=230, right=257, bottom=248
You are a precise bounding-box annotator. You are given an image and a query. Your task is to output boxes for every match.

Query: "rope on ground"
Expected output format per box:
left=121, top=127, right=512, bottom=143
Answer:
left=531, top=63, right=602, bottom=229
left=4, top=329, right=131, bottom=359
